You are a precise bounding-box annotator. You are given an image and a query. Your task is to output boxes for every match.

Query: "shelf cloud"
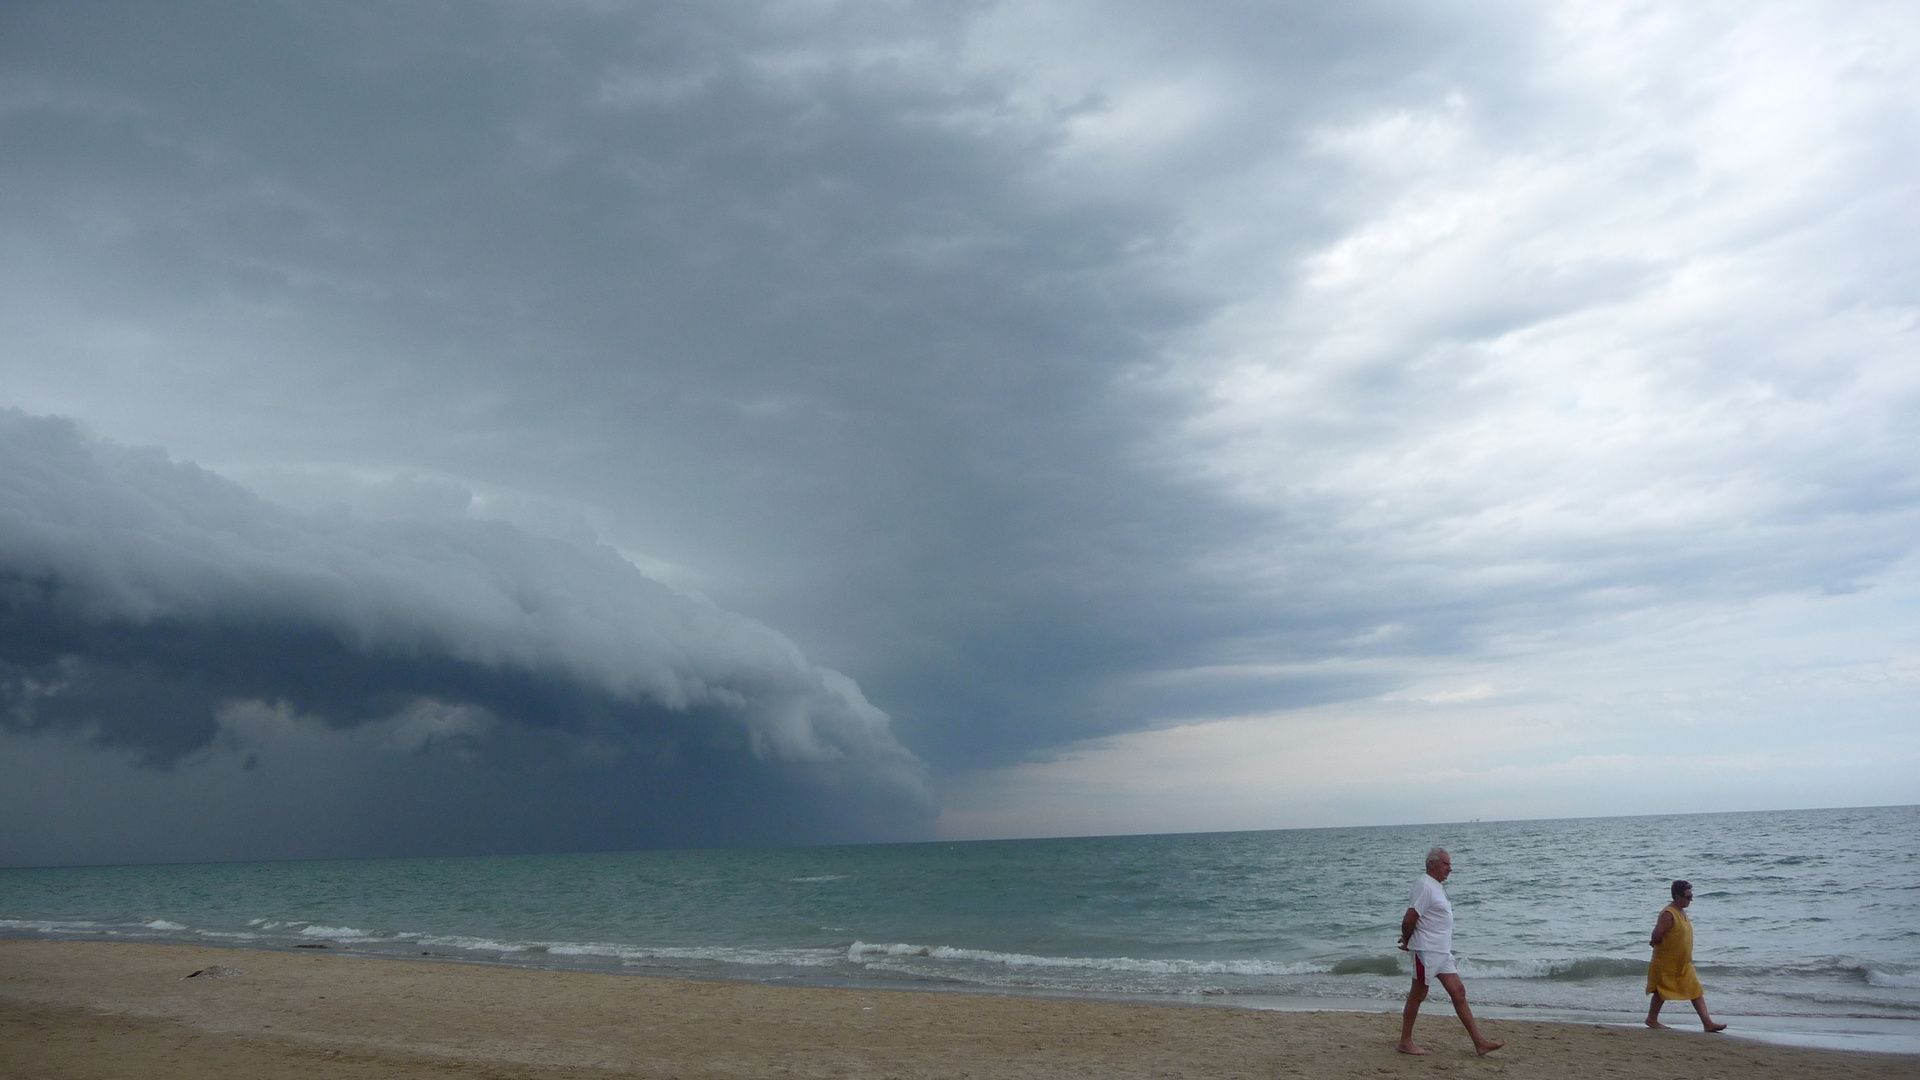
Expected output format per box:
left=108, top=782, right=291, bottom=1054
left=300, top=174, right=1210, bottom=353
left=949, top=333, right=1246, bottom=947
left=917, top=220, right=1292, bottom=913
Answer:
left=0, top=412, right=927, bottom=859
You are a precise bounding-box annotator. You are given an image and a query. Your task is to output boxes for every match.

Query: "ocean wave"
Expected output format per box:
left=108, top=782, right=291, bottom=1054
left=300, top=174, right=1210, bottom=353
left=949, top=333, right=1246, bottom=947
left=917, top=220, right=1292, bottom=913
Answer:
left=0, top=918, right=105, bottom=933
left=610, top=943, right=843, bottom=968
left=1459, top=957, right=1647, bottom=980
left=297, top=924, right=374, bottom=941
left=1330, top=955, right=1404, bottom=976
left=407, top=934, right=844, bottom=969
left=1756, top=959, right=1920, bottom=988
left=145, top=919, right=188, bottom=931
left=413, top=933, right=536, bottom=954
left=1454, top=955, right=1920, bottom=988
left=847, top=942, right=1328, bottom=977
left=188, top=929, right=267, bottom=943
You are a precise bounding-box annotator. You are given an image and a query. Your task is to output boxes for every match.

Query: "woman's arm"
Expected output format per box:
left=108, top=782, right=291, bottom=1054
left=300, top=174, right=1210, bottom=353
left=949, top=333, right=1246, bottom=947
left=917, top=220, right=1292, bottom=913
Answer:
left=1649, top=908, right=1675, bottom=947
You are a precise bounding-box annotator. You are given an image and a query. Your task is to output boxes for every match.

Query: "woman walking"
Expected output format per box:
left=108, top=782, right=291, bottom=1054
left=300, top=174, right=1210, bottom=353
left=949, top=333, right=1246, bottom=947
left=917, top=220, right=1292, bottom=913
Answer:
left=1646, top=879, right=1727, bottom=1031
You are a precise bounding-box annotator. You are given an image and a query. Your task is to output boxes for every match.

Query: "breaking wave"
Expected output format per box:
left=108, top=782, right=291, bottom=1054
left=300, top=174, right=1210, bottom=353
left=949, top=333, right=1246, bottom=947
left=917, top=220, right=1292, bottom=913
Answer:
left=1866, top=967, right=1920, bottom=989
left=298, top=924, right=374, bottom=941
left=846, top=942, right=1327, bottom=977
left=1461, top=956, right=1648, bottom=980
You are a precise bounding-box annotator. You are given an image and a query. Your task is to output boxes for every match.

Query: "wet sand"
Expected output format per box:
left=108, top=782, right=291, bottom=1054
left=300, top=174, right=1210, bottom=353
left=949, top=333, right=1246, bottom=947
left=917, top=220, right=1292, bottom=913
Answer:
left=2, top=940, right=1912, bottom=1079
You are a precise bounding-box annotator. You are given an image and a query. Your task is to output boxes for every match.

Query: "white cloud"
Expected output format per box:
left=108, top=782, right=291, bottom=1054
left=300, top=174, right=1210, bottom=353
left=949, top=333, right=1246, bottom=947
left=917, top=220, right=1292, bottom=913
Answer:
left=1146, top=0, right=1920, bottom=638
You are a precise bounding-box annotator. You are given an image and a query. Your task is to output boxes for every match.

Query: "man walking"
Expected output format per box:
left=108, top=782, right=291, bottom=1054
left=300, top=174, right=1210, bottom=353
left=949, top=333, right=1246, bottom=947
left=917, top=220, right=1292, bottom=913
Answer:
left=1397, top=847, right=1503, bottom=1056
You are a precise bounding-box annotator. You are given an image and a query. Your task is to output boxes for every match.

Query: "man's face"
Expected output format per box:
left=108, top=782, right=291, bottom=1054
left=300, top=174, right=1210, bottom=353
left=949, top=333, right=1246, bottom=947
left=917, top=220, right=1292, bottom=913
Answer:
left=1428, top=853, right=1452, bottom=882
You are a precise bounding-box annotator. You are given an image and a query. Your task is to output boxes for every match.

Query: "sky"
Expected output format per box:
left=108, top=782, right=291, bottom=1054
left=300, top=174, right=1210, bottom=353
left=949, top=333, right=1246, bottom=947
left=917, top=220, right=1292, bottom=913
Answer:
left=2, top=0, right=1916, bottom=866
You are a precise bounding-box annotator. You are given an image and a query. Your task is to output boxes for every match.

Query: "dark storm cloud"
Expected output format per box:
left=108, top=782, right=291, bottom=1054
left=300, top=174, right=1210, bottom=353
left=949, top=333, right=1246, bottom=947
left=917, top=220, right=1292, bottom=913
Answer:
left=0, top=412, right=928, bottom=853
left=4, top=0, right=1442, bottom=769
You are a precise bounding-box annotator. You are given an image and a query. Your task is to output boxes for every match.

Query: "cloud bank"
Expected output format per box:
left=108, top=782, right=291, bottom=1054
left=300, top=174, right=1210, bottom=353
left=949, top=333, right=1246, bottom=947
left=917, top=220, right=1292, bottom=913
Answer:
left=0, top=412, right=927, bottom=861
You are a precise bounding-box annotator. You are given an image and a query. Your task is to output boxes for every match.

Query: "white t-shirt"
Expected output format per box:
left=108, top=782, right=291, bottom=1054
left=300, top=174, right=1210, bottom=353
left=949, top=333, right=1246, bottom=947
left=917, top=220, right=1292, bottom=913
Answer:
left=1407, top=873, right=1454, bottom=953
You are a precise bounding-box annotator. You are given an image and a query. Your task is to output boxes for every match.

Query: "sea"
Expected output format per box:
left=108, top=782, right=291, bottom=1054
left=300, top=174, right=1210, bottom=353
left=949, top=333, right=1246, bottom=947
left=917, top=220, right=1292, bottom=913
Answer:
left=4, top=805, right=1916, bottom=1055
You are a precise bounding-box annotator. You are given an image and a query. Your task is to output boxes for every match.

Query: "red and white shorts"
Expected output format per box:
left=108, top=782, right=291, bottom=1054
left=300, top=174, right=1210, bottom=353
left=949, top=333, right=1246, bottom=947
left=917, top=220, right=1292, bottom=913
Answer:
left=1412, top=950, right=1458, bottom=985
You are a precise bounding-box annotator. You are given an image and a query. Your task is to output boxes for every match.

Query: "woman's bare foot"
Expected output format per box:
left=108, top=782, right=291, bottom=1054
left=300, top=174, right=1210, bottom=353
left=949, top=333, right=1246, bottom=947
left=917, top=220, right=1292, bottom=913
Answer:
left=1475, top=1039, right=1505, bottom=1055
left=1704, top=1022, right=1727, bottom=1032
left=1397, top=1042, right=1431, bottom=1056
left=1646, top=1020, right=1672, bottom=1029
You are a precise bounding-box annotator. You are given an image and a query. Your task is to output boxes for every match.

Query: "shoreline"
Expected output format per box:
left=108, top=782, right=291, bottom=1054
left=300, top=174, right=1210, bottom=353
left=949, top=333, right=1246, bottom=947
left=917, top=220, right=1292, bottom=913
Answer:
left=10, top=929, right=1917, bottom=1056
left=4, top=940, right=1914, bottom=1079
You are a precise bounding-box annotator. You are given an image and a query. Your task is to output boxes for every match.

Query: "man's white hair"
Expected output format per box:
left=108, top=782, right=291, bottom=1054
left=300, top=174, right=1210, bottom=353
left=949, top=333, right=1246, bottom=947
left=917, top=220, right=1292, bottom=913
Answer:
left=1425, top=846, right=1449, bottom=867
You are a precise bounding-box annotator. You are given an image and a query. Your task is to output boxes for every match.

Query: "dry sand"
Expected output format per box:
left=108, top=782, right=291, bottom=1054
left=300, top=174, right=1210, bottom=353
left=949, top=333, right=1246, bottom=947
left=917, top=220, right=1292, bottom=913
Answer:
left=2, top=940, right=1912, bottom=1080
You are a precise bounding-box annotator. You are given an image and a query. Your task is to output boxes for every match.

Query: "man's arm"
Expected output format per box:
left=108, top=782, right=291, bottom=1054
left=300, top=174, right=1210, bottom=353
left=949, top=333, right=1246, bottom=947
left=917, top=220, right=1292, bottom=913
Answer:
left=1398, top=906, right=1419, bottom=951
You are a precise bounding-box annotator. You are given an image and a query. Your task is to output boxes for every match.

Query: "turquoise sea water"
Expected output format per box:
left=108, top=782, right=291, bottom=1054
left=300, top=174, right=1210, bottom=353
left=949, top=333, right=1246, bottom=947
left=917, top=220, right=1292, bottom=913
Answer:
left=4, top=805, right=1916, bottom=1054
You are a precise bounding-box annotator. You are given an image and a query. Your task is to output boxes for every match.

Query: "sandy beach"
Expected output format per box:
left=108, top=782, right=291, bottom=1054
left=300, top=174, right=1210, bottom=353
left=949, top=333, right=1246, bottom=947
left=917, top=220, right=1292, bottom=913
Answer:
left=0, top=941, right=1911, bottom=1079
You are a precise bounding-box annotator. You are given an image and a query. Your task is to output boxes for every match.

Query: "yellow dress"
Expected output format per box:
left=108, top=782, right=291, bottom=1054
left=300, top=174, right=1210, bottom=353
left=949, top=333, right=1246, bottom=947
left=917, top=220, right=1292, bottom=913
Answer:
left=1647, top=904, right=1704, bottom=1000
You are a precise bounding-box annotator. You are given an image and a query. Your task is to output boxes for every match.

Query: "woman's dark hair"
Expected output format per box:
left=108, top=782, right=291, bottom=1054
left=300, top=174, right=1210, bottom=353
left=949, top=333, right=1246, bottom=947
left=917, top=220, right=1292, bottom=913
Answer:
left=1671, top=879, right=1692, bottom=900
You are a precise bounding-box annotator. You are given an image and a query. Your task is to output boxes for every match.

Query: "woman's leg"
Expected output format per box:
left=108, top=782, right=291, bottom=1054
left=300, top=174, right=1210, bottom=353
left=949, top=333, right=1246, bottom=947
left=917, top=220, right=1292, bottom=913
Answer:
left=1645, top=995, right=1668, bottom=1028
left=1689, top=996, right=1726, bottom=1032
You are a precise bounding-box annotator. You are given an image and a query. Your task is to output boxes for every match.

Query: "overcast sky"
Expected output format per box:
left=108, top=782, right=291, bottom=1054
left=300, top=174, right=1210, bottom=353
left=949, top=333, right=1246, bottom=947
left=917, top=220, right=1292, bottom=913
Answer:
left=3, top=0, right=1916, bottom=865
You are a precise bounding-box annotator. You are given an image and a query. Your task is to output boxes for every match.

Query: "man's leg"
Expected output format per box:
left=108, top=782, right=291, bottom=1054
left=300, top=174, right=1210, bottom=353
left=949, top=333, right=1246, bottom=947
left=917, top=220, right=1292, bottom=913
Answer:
left=1689, top=996, right=1726, bottom=1032
left=1436, top=972, right=1504, bottom=1055
left=1398, top=979, right=1431, bottom=1055
left=1646, top=995, right=1669, bottom=1028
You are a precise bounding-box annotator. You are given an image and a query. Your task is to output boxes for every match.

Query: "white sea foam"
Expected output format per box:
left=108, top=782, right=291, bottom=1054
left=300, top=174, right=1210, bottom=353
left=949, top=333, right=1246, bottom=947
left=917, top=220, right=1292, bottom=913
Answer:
left=144, top=919, right=188, bottom=931
left=847, top=942, right=1327, bottom=977
left=407, top=934, right=841, bottom=968
left=413, top=934, right=532, bottom=953
left=546, top=942, right=630, bottom=958
left=1867, top=968, right=1920, bottom=989
left=194, top=929, right=266, bottom=942
left=298, top=924, right=373, bottom=940
left=606, top=943, right=842, bottom=968
left=0, top=918, right=103, bottom=933
left=637, top=944, right=843, bottom=967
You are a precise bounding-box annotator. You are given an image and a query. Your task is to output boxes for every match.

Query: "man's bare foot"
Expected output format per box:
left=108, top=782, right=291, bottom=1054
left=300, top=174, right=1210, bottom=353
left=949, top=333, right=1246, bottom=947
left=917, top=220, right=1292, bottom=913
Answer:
left=1398, top=1043, right=1431, bottom=1056
left=1475, top=1039, right=1505, bottom=1056
left=1646, top=1020, right=1672, bottom=1029
left=1704, top=1022, right=1727, bottom=1032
